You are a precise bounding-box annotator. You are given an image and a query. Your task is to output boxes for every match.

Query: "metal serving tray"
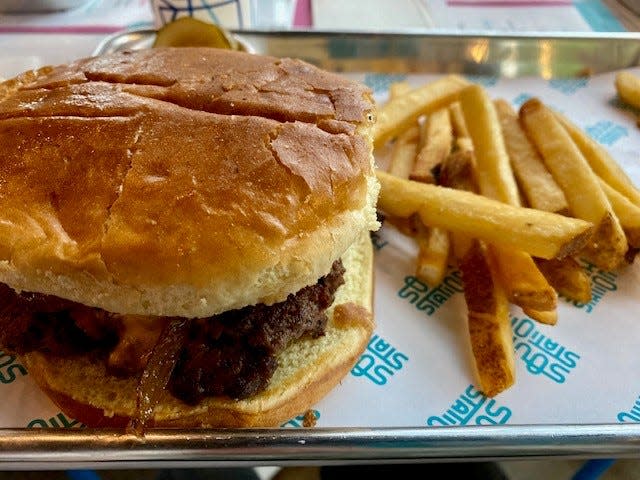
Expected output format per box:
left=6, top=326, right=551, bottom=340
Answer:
left=94, top=28, right=640, bottom=77
left=1, top=29, right=640, bottom=469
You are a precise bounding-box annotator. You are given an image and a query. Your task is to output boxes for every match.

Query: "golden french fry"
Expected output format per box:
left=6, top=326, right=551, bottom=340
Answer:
left=535, top=257, right=592, bottom=304
left=415, top=225, right=451, bottom=286
left=376, top=170, right=594, bottom=260
left=458, top=239, right=515, bottom=397
left=443, top=136, right=558, bottom=321
left=520, top=98, right=628, bottom=271
left=410, top=108, right=452, bottom=183
left=388, top=125, right=419, bottom=179
left=449, top=102, right=474, bottom=153
left=615, top=71, right=640, bottom=110
left=599, top=178, right=640, bottom=248
left=440, top=146, right=514, bottom=396
left=554, top=110, right=640, bottom=208
left=521, top=307, right=558, bottom=325
left=373, top=75, right=469, bottom=148
left=585, top=212, right=629, bottom=270
left=389, top=81, right=412, bottom=98
left=485, top=245, right=557, bottom=316
left=494, top=99, right=568, bottom=214
left=384, top=212, right=452, bottom=285
left=440, top=150, right=477, bottom=263
left=458, top=90, right=557, bottom=318
left=459, top=84, right=520, bottom=204
left=449, top=101, right=470, bottom=139
left=439, top=149, right=477, bottom=193
left=387, top=80, right=420, bottom=178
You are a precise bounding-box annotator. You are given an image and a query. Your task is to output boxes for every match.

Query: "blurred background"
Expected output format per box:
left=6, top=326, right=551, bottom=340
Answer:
left=0, top=0, right=640, bottom=79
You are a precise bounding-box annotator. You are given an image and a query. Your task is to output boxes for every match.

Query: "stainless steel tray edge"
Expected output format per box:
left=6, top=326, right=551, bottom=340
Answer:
left=93, top=28, right=640, bottom=77
left=2, top=424, right=640, bottom=468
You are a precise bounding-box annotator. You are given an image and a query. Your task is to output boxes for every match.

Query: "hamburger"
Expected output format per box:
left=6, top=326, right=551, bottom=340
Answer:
left=0, top=47, right=379, bottom=428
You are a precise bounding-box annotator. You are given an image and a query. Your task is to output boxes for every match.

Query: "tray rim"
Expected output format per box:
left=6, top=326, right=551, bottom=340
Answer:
left=2, top=423, right=640, bottom=468
left=92, top=27, right=640, bottom=66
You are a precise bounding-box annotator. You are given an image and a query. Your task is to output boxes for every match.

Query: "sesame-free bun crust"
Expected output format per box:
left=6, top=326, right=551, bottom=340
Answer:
left=0, top=48, right=378, bottom=317
left=23, top=231, right=374, bottom=428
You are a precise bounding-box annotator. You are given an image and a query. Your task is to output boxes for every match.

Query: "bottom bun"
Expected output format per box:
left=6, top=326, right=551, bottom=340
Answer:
left=23, top=231, right=375, bottom=428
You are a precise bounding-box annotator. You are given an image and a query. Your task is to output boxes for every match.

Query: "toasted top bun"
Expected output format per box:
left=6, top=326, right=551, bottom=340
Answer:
left=0, top=48, right=379, bottom=317
left=23, top=230, right=375, bottom=428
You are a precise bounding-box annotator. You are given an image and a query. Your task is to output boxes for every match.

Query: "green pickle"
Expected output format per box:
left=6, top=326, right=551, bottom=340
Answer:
left=152, top=17, right=240, bottom=50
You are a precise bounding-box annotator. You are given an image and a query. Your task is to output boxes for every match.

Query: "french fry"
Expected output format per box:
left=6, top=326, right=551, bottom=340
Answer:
left=376, top=170, right=594, bottom=260
left=554, top=110, right=640, bottom=208
left=388, top=125, right=419, bottom=178
left=439, top=150, right=478, bottom=199
left=459, top=84, right=520, bottom=204
left=389, top=81, right=412, bottom=98
left=442, top=153, right=558, bottom=319
left=615, top=71, right=640, bottom=110
left=458, top=87, right=557, bottom=320
left=599, top=178, right=640, bottom=248
left=535, top=257, right=592, bottom=304
left=485, top=246, right=557, bottom=322
left=522, top=307, right=558, bottom=326
left=385, top=101, right=450, bottom=282
left=449, top=102, right=470, bottom=138
left=372, top=75, right=469, bottom=148
left=441, top=150, right=515, bottom=397
left=440, top=150, right=477, bottom=263
left=494, top=99, right=568, bottom=214
left=459, top=240, right=515, bottom=397
left=449, top=102, right=474, bottom=153
left=414, top=222, right=451, bottom=286
left=387, top=80, right=420, bottom=179
left=520, top=98, right=628, bottom=271
left=410, top=108, right=452, bottom=184
left=386, top=117, right=451, bottom=283
left=392, top=100, right=453, bottom=285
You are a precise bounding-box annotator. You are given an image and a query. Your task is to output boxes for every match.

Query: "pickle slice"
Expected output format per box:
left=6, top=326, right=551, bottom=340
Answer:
left=153, top=17, right=239, bottom=50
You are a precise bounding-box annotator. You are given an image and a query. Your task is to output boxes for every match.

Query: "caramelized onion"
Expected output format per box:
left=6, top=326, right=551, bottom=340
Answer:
left=129, top=317, right=189, bottom=435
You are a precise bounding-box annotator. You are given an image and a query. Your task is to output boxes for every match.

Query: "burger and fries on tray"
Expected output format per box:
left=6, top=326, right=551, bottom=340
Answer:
left=0, top=20, right=639, bottom=431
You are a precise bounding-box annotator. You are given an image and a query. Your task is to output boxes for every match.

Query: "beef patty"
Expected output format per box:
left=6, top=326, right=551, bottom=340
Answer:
left=0, top=260, right=345, bottom=404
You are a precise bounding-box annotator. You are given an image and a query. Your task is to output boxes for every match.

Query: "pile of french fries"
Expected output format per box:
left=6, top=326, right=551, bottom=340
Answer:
left=374, top=75, right=640, bottom=397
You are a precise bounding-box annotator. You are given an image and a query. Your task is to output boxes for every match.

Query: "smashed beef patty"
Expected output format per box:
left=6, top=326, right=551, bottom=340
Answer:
left=0, top=260, right=345, bottom=404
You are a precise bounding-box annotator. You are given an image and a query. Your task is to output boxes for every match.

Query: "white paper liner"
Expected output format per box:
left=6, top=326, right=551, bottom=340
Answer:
left=1, top=69, right=639, bottom=429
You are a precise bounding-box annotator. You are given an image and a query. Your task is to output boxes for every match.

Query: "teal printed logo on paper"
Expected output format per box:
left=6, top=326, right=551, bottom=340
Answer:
left=281, top=409, right=320, bottom=428
left=548, top=78, right=589, bottom=95
left=397, top=271, right=464, bottom=316
left=370, top=230, right=388, bottom=251
left=585, top=120, right=628, bottom=146
left=569, top=260, right=617, bottom=313
left=512, top=93, right=533, bottom=108
left=351, top=333, right=408, bottom=385
left=27, top=412, right=84, bottom=429
left=511, top=316, right=580, bottom=383
left=364, top=73, right=407, bottom=94
left=427, top=384, right=511, bottom=426
left=617, top=395, right=640, bottom=423
left=0, top=351, right=27, bottom=384
left=464, top=75, right=498, bottom=88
